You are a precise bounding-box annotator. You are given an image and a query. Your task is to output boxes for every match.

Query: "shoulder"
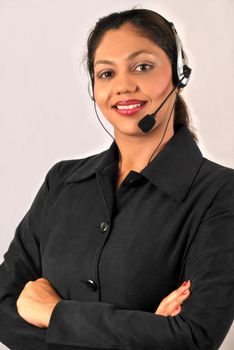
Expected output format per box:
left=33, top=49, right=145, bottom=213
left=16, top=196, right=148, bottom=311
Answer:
left=44, top=149, right=107, bottom=189
left=200, top=157, right=234, bottom=215
left=202, top=157, right=234, bottom=177
left=201, top=157, right=234, bottom=186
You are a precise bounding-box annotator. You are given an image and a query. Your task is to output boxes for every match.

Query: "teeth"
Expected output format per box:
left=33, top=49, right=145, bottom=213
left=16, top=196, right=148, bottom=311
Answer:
left=116, top=103, right=144, bottom=110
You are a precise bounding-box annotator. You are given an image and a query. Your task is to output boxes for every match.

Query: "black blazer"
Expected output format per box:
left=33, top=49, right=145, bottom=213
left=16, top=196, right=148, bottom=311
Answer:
left=0, top=124, right=234, bottom=350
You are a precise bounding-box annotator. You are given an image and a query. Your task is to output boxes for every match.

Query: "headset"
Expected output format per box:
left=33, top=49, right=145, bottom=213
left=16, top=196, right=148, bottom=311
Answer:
left=169, top=22, right=191, bottom=88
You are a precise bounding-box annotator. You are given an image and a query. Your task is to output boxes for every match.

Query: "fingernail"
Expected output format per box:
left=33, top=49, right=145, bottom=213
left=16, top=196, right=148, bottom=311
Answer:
left=182, top=280, right=190, bottom=286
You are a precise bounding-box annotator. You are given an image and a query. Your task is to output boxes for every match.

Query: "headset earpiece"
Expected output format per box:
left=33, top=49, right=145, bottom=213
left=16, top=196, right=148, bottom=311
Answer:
left=91, top=74, right=96, bottom=101
left=169, top=22, right=192, bottom=88
left=88, top=77, right=95, bottom=101
left=183, top=65, right=192, bottom=79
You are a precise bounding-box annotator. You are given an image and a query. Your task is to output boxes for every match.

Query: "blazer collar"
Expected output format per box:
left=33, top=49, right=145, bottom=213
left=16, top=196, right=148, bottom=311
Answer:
left=65, top=124, right=203, bottom=202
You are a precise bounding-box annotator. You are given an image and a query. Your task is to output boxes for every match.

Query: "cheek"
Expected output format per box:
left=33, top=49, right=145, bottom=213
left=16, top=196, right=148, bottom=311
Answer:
left=93, top=84, right=113, bottom=120
left=93, top=84, right=110, bottom=108
left=146, top=69, right=173, bottom=100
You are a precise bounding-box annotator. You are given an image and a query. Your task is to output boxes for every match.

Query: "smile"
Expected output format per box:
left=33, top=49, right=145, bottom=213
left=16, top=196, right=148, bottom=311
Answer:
left=115, top=102, right=145, bottom=110
left=112, top=101, right=147, bottom=116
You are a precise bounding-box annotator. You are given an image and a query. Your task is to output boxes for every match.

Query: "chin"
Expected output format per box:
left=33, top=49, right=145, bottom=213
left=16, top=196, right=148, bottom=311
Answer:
left=114, top=125, right=147, bottom=138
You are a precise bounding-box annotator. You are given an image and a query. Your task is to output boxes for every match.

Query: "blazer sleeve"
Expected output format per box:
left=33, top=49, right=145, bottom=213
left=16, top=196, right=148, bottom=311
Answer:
left=0, top=161, right=63, bottom=350
left=45, top=175, right=234, bottom=350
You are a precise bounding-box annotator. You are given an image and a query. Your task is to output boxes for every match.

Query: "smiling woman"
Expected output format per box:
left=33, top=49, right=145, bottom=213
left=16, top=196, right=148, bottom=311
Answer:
left=0, top=7, right=234, bottom=350
left=86, top=10, right=197, bottom=190
left=92, top=22, right=179, bottom=189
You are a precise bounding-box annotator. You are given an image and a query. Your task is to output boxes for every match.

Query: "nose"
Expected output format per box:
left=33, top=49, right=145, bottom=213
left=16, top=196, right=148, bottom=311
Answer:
left=113, top=74, right=138, bottom=95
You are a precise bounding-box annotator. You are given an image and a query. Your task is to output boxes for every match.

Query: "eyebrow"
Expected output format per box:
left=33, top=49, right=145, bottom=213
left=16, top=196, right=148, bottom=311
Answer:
left=94, top=50, right=155, bottom=67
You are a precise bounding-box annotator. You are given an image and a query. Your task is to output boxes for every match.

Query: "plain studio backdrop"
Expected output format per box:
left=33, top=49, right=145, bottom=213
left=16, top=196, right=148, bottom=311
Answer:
left=0, top=0, right=233, bottom=349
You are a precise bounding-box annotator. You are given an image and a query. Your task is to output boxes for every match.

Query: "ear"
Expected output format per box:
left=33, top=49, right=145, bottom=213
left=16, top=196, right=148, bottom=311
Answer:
left=177, top=87, right=183, bottom=94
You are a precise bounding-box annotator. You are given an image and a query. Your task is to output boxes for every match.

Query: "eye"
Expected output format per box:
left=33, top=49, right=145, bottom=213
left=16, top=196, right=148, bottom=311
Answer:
left=96, top=63, right=153, bottom=79
left=97, top=70, right=114, bottom=79
left=135, top=63, right=154, bottom=72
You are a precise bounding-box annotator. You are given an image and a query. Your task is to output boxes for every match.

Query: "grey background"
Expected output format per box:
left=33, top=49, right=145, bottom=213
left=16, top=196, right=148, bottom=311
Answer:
left=0, top=0, right=233, bottom=349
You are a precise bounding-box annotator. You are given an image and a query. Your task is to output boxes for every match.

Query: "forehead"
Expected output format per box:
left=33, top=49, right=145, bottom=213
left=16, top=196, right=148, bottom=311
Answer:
left=94, top=23, right=164, bottom=62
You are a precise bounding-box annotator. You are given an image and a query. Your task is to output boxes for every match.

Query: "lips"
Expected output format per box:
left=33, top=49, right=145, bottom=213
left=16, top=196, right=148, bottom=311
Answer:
left=112, top=100, right=147, bottom=116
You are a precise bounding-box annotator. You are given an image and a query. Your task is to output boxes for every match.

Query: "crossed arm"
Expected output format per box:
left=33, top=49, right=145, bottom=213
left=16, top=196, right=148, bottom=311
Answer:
left=1, top=163, right=234, bottom=350
left=15, top=278, right=192, bottom=328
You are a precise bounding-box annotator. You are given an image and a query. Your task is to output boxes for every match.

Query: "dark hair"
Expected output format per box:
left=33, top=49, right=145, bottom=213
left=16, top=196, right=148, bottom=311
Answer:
left=86, top=8, right=198, bottom=142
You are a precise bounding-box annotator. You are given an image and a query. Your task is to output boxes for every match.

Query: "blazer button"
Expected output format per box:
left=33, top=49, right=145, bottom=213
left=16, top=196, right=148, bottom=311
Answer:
left=86, top=279, right=97, bottom=291
left=100, top=221, right=109, bottom=232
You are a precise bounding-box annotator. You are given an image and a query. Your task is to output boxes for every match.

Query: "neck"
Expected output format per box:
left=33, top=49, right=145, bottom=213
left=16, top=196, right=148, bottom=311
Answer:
left=114, top=119, right=174, bottom=175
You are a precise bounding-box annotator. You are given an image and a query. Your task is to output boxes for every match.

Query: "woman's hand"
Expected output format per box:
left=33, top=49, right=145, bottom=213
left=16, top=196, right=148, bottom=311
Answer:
left=16, top=277, right=62, bottom=328
left=155, top=280, right=192, bottom=316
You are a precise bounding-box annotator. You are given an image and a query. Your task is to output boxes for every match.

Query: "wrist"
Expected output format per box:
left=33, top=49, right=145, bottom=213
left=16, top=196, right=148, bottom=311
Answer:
left=44, top=301, right=60, bottom=328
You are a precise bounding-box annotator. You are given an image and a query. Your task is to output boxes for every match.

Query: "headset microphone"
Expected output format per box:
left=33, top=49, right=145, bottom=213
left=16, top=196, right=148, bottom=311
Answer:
left=138, top=65, right=191, bottom=133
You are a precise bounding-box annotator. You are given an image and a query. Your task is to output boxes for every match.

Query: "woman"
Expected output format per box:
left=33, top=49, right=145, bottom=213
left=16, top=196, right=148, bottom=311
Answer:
left=0, top=8, right=233, bottom=350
